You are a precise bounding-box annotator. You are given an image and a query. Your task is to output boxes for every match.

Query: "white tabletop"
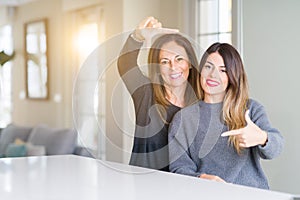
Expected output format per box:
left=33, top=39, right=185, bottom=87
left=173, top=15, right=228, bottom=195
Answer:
left=0, top=155, right=295, bottom=200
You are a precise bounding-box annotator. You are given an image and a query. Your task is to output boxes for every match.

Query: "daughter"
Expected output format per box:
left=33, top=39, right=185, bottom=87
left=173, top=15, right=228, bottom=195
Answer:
left=168, top=42, right=284, bottom=189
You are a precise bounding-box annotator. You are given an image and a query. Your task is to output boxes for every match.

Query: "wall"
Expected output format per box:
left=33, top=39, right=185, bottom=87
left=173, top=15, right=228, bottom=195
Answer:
left=243, top=0, right=300, bottom=194
left=8, top=0, right=126, bottom=129
left=12, top=0, right=66, bottom=127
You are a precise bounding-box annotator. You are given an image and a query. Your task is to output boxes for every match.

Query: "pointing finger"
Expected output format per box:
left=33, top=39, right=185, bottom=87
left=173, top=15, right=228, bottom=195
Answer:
left=221, top=129, right=242, bottom=137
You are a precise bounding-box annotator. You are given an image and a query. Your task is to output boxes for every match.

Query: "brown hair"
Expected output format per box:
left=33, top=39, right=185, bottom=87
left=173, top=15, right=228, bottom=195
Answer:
left=199, top=42, right=249, bottom=154
left=147, top=33, right=201, bottom=121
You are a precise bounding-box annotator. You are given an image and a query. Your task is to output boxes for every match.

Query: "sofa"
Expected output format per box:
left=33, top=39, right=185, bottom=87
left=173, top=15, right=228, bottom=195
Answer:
left=0, top=123, right=93, bottom=158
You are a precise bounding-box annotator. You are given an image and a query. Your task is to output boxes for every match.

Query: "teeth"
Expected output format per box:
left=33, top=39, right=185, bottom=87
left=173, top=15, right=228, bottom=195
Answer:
left=207, top=80, right=219, bottom=86
left=170, top=73, right=181, bottom=79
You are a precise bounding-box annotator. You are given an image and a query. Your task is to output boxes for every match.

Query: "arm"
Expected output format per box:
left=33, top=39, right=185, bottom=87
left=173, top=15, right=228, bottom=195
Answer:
left=117, top=16, right=166, bottom=94
left=221, top=100, right=284, bottom=159
left=169, top=107, right=227, bottom=182
left=117, top=36, right=147, bottom=95
left=249, top=101, right=284, bottom=159
left=168, top=111, right=200, bottom=177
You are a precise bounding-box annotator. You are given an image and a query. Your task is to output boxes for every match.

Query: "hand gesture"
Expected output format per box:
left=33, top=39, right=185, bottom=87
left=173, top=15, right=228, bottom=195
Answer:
left=221, top=110, right=268, bottom=147
left=132, top=16, right=179, bottom=46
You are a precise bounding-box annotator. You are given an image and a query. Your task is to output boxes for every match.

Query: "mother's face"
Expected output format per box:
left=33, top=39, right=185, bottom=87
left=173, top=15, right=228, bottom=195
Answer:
left=158, top=41, right=190, bottom=89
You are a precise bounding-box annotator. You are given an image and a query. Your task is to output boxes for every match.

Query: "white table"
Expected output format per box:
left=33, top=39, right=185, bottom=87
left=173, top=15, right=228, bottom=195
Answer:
left=0, top=155, right=296, bottom=200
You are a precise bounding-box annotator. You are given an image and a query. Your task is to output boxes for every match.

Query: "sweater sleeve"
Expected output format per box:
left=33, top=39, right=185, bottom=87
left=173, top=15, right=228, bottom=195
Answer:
left=168, top=108, right=201, bottom=177
left=249, top=99, right=284, bottom=159
left=117, top=34, right=149, bottom=95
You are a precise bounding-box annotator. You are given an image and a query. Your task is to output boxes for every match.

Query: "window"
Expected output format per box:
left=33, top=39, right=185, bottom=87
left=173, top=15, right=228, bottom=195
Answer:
left=0, top=25, right=13, bottom=128
left=196, top=0, right=232, bottom=50
left=71, top=6, right=106, bottom=159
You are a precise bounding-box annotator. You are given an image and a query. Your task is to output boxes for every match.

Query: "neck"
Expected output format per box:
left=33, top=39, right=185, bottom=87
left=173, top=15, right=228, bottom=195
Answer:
left=165, top=84, right=187, bottom=108
left=204, top=94, right=224, bottom=104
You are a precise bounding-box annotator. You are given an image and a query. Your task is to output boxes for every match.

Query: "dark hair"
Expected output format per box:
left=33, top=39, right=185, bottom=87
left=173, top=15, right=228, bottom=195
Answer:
left=199, top=42, right=249, bottom=154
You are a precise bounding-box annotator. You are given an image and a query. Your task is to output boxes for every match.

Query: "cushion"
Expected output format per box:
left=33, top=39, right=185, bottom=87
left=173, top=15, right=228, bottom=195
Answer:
left=27, top=124, right=77, bottom=155
left=5, top=143, right=27, bottom=157
left=26, top=143, right=46, bottom=156
left=0, top=124, right=32, bottom=157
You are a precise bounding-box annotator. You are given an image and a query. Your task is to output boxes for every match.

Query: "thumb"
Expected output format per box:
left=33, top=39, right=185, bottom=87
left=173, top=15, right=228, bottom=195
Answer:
left=245, top=110, right=254, bottom=125
left=139, top=16, right=155, bottom=28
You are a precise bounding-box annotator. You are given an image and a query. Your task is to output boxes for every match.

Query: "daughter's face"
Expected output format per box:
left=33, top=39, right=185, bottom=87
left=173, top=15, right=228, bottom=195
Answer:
left=200, top=52, right=228, bottom=103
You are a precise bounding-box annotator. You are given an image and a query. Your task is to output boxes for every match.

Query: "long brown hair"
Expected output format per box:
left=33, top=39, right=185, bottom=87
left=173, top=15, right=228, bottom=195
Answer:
left=148, top=33, right=201, bottom=120
left=199, top=42, right=249, bottom=154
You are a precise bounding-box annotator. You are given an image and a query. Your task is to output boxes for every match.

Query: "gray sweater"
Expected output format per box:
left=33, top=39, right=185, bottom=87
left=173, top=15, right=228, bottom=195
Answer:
left=168, top=99, right=284, bottom=189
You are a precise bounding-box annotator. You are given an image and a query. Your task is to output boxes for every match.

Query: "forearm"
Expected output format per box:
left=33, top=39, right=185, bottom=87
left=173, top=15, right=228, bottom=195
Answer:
left=258, top=129, right=284, bottom=159
left=169, top=155, right=200, bottom=177
left=169, top=138, right=199, bottom=177
left=117, top=35, right=143, bottom=77
left=249, top=101, right=284, bottom=159
left=117, top=35, right=149, bottom=94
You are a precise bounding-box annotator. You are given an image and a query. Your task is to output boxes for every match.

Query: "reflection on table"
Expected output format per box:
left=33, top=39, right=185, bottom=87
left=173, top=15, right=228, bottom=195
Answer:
left=0, top=155, right=296, bottom=200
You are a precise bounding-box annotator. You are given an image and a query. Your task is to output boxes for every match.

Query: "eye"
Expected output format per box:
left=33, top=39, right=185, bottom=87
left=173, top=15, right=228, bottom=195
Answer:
left=176, top=56, right=184, bottom=61
left=160, top=59, right=170, bottom=65
left=220, top=67, right=227, bottom=73
left=204, top=64, right=212, bottom=69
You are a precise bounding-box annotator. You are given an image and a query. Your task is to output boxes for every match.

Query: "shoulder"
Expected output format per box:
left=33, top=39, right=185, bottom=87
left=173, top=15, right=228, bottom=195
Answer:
left=247, top=98, right=268, bottom=122
left=248, top=98, right=264, bottom=111
left=172, top=101, right=200, bottom=123
left=181, top=101, right=201, bottom=115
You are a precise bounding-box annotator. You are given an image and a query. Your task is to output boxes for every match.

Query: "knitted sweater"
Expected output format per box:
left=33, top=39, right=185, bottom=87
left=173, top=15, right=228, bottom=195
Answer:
left=168, top=99, right=284, bottom=189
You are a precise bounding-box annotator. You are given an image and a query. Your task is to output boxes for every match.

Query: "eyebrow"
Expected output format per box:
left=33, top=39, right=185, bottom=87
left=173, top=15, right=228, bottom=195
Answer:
left=206, top=61, right=226, bottom=68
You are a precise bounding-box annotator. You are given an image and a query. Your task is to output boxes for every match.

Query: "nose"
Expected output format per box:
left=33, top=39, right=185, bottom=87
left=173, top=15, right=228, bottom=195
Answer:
left=209, top=67, right=218, bottom=78
left=169, top=59, right=178, bottom=70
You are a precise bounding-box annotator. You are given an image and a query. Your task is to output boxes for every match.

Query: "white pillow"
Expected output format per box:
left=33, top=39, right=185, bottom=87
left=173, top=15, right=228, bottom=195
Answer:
left=26, top=143, right=46, bottom=156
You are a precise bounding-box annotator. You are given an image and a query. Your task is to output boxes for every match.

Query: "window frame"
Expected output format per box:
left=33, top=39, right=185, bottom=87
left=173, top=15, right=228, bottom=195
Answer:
left=182, top=0, right=243, bottom=54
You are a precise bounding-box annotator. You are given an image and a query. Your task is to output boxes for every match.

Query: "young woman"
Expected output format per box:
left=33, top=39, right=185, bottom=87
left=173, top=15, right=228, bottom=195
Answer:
left=168, top=42, right=284, bottom=189
left=117, top=17, right=200, bottom=171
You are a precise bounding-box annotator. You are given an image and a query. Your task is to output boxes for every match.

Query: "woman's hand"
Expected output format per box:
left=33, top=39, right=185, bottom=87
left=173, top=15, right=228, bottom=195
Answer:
left=133, top=16, right=162, bottom=41
left=221, top=110, right=268, bottom=147
left=199, top=173, right=226, bottom=183
left=132, top=16, right=178, bottom=45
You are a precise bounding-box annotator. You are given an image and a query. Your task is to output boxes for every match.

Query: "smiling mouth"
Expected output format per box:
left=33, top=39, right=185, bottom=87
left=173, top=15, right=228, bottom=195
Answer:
left=206, top=79, right=220, bottom=87
left=170, top=72, right=182, bottom=79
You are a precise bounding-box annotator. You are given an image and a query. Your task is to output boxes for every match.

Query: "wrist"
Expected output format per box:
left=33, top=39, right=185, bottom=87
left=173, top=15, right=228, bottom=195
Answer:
left=130, top=31, right=144, bottom=43
left=261, top=130, right=268, bottom=147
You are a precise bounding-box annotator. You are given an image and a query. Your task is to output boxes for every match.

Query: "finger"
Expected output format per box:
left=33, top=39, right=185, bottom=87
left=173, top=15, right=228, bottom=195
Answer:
left=139, top=16, right=155, bottom=28
left=147, top=18, right=159, bottom=28
left=221, top=129, right=242, bottom=137
left=244, top=110, right=254, bottom=125
left=217, top=178, right=227, bottom=183
left=152, top=22, right=162, bottom=28
left=157, top=28, right=179, bottom=34
left=212, top=176, right=226, bottom=183
left=239, top=143, right=247, bottom=148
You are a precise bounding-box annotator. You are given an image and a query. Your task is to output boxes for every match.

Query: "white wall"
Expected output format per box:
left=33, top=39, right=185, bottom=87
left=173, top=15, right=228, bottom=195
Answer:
left=243, top=0, right=300, bottom=194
